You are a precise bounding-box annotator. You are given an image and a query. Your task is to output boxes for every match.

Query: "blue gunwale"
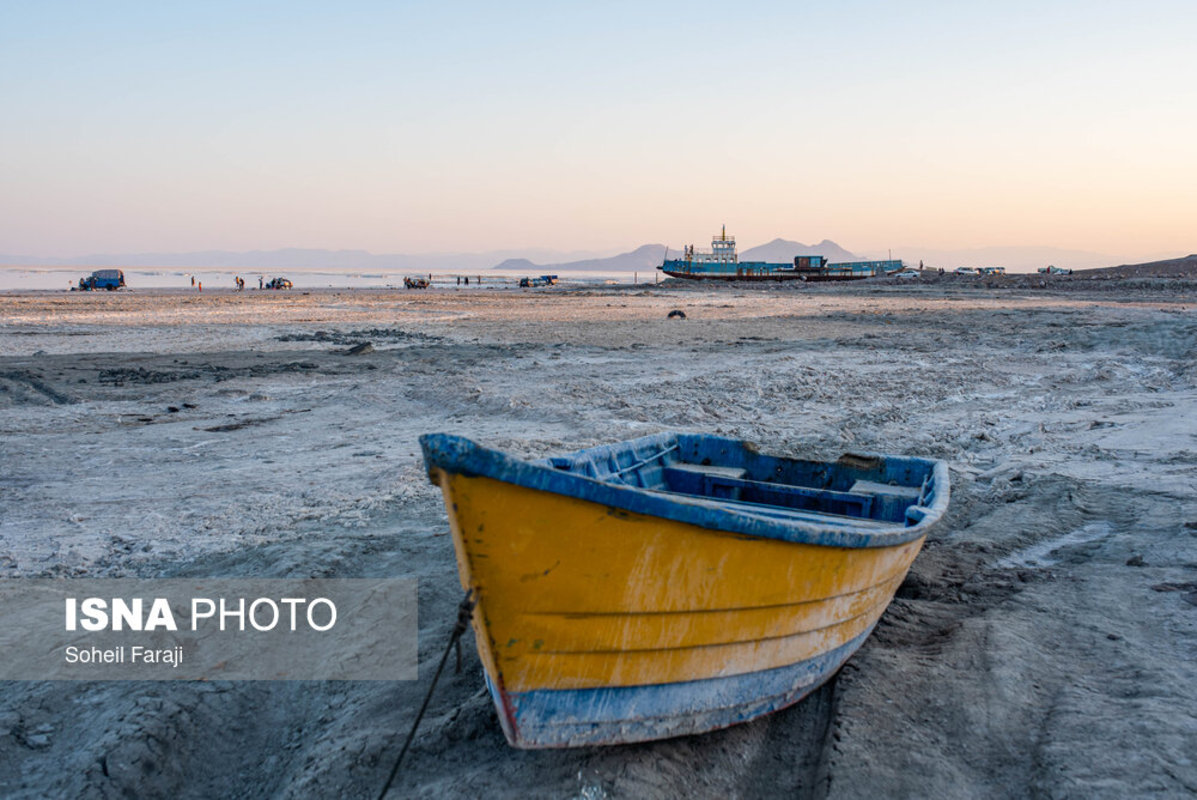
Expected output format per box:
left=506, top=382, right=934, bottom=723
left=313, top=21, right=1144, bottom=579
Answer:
left=420, top=432, right=949, bottom=549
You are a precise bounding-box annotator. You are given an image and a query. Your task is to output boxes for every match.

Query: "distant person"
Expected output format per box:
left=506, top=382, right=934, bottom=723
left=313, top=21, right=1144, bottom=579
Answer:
left=190, top=276, right=195, bottom=287
left=464, top=276, right=469, bottom=286
left=198, top=281, right=202, bottom=292
left=259, top=276, right=263, bottom=289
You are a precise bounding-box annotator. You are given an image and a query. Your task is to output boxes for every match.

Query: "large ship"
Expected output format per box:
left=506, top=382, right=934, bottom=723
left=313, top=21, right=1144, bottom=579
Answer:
left=659, top=227, right=902, bottom=282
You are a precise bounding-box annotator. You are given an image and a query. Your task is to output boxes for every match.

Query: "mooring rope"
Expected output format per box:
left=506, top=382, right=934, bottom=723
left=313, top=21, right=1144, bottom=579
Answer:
left=376, top=588, right=476, bottom=799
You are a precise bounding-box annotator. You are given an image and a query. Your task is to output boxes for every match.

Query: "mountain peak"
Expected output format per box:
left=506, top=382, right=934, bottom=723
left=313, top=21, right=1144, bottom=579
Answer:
left=491, top=244, right=667, bottom=272
left=739, top=238, right=857, bottom=263
left=492, top=257, right=538, bottom=271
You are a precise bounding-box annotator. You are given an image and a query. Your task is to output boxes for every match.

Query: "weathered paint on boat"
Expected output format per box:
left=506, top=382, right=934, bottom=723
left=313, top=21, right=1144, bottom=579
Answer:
left=420, top=432, right=949, bottom=748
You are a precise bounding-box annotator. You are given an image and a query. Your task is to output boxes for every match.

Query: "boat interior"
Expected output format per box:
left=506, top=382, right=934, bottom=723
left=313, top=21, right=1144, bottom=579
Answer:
left=545, top=433, right=938, bottom=526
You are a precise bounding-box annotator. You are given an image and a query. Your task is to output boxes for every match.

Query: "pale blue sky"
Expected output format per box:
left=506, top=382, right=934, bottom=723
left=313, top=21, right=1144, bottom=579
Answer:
left=2, top=1, right=1194, bottom=260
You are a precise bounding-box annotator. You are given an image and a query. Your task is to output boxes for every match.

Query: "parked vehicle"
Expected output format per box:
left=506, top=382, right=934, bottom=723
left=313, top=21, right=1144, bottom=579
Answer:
left=954, top=267, right=979, bottom=276
left=519, top=275, right=558, bottom=287
left=264, top=277, right=292, bottom=290
left=1037, top=265, right=1073, bottom=275
left=404, top=277, right=430, bottom=289
left=74, top=269, right=126, bottom=291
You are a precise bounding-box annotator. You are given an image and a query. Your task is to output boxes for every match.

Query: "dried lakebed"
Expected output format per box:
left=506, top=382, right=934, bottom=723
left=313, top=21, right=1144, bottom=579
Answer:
left=1, top=285, right=1195, bottom=798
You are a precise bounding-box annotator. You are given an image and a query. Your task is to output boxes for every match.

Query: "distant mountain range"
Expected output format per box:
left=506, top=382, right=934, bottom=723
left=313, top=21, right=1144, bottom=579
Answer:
left=498, top=240, right=859, bottom=272
left=0, top=247, right=611, bottom=272
left=495, top=244, right=669, bottom=272
left=0, top=242, right=1163, bottom=274
left=0, top=241, right=857, bottom=273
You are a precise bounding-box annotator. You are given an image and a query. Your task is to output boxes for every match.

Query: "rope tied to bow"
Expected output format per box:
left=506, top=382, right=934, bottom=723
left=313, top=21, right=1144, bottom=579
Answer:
left=376, top=588, right=476, bottom=799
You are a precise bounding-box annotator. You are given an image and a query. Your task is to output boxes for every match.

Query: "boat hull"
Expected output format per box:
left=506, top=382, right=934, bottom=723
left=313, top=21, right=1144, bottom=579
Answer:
left=427, top=466, right=927, bottom=748
left=494, top=625, right=874, bottom=747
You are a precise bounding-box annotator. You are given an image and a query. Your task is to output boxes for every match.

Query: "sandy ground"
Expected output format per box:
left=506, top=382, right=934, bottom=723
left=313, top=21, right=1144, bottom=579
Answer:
left=1, top=280, right=1195, bottom=798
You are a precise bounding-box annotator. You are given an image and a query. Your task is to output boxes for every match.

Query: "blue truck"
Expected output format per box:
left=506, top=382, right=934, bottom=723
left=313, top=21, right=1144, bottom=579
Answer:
left=75, top=270, right=126, bottom=291
left=518, top=275, right=558, bottom=287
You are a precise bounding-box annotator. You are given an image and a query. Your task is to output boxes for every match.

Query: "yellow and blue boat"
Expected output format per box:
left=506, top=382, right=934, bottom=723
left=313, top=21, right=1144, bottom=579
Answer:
left=420, top=432, right=949, bottom=748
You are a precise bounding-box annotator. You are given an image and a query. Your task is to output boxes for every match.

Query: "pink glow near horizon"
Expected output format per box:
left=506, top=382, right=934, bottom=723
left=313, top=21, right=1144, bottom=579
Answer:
left=1, top=2, right=1194, bottom=264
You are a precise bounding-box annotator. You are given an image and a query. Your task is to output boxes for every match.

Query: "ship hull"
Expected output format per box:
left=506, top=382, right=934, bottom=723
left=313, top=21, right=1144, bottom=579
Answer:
left=661, top=268, right=805, bottom=282
left=660, top=259, right=902, bottom=282
left=661, top=268, right=882, bottom=282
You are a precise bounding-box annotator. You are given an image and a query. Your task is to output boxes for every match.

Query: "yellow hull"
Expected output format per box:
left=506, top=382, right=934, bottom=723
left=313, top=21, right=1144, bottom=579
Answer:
left=432, top=470, right=924, bottom=694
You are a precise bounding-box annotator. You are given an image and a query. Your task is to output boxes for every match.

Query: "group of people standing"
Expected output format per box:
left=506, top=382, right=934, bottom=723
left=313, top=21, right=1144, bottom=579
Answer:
left=186, top=275, right=270, bottom=291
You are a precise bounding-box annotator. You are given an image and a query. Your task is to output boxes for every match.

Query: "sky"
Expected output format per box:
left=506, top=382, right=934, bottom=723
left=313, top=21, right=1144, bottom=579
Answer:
left=1, top=0, right=1195, bottom=262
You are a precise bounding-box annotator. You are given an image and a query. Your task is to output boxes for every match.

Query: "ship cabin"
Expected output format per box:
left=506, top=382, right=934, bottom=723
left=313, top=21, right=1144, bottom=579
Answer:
left=683, top=226, right=738, bottom=266
left=792, top=255, right=829, bottom=272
